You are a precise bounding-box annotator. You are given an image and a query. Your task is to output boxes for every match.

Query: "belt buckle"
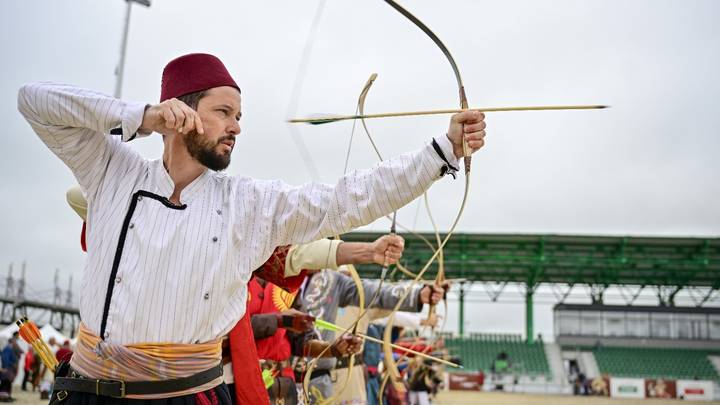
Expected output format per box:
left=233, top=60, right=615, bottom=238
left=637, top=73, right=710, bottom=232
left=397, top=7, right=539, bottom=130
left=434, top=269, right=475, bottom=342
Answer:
left=96, top=379, right=126, bottom=398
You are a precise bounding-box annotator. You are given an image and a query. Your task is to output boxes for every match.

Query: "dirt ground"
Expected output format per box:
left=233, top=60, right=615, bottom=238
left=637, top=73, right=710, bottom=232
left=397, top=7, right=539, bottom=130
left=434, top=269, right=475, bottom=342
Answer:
left=434, top=390, right=720, bottom=405
left=9, top=387, right=720, bottom=404
left=7, top=388, right=46, bottom=405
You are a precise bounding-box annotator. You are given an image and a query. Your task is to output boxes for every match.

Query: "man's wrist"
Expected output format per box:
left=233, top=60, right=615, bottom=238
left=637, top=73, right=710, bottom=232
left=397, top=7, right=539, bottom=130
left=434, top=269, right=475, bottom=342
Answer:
left=431, top=135, right=460, bottom=179
left=420, top=285, right=430, bottom=304
left=336, top=242, right=375, bottom=265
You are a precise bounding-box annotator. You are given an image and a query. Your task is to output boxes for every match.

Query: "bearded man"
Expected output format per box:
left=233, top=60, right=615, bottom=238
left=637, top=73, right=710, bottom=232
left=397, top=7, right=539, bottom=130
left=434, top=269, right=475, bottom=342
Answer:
left=17, top=52, right=486, bottom=404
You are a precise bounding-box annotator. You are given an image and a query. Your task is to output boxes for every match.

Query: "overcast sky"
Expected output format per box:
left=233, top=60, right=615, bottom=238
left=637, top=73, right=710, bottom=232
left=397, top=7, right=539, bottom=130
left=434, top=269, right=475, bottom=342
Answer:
left=1, top=0, right=718, bottom=336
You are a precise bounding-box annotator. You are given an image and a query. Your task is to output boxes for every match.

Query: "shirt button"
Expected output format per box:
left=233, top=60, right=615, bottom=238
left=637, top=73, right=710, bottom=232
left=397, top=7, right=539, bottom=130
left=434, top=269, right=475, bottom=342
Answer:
left=129, top=223, right=135, bottom=229
left=204, top=293, right=210, bottom=300
left=103, top=332, right=109, bottom=339
left=216, top=209, right=222, bottom=215
left=137, top=196, right=143, bottom=201
left=212, top=236, right=218, bottom=242
left=115, top=276, right=122, bottom=284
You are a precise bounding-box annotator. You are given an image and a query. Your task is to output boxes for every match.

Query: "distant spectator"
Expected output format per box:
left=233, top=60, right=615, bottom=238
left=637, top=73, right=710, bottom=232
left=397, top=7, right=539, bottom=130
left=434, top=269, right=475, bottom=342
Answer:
left=21, top=347, right=35, bottom=391
left=576, top=372, right=589, bottom=395
left=491, top=351, right=510, bottom=373
left=591, top=375, right=609, bottom=396
left=10, top=333, right=22, bottom=360
left=0, top=337, right=20, bottom=401
left=491, top=351, right=511, bottom=391
left=30, top=346, right=41, bottom=392
left=55, top=340, right=73, bottom=363
left=407, top=357, right=431, bottom=405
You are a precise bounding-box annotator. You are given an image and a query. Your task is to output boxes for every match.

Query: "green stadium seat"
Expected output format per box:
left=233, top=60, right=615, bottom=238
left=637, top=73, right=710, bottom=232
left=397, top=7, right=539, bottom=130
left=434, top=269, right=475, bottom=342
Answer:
left=590, top=346, right=719, bottom=381
left=445, top=334, right=550, bottom=376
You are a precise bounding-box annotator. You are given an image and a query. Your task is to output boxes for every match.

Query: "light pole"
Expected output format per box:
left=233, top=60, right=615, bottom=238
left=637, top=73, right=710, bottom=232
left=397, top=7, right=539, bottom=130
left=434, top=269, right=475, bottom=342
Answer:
left=115, top=0, right=151, bottom=98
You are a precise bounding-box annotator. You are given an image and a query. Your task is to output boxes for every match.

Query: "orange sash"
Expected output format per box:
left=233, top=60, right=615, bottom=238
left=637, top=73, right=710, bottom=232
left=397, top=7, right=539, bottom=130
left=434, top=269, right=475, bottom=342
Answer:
left=70, top=323, right=222, bottom=399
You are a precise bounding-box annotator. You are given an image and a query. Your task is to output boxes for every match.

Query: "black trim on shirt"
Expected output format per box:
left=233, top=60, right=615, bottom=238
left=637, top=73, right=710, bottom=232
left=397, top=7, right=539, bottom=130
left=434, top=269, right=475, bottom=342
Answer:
left=99, top=190, right=187, bottom=340
left=431, top=137, right=459, bottom=179
left=110, top=127, right=137, bottom=142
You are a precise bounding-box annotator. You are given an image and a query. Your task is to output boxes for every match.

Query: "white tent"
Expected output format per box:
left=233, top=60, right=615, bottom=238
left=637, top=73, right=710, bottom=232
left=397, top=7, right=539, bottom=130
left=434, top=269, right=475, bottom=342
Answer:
left=0, top=323, right=17, bottom=340
left=39, top=324, right=68, bottom=344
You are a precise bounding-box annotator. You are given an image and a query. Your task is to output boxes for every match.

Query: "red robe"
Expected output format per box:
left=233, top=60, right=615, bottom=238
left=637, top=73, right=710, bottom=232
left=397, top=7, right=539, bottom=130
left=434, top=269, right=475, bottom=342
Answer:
left=230, top=245, right=307, bottom=404
left=247, top=278, right=292, bottom=361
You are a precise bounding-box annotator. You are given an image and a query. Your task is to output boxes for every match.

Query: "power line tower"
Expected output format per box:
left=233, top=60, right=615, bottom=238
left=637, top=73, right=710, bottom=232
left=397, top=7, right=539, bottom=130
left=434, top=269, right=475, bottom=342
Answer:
left=5, top=263, right=14, bottom=298
left=65, top=275, right=73, bottom=307
left=53, top=269, right=62, bottom=306
left=1, top=263, right=16, bottom=322
left=17, top=261, right=26, bottom=300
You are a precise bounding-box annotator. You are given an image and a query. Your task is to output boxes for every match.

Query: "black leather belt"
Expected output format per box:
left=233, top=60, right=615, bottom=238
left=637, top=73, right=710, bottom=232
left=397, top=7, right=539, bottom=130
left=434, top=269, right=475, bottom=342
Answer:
left=54, top=364, right=223, bottom=398
left=335, top=356, right=364, bottom=369
left=308, top=369, right=330, bottom=381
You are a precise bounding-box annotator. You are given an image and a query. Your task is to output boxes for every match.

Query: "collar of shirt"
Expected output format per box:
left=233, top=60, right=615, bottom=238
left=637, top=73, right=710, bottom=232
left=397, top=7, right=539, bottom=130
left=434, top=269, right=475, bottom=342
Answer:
left=152, top=159, right=213, bottom=203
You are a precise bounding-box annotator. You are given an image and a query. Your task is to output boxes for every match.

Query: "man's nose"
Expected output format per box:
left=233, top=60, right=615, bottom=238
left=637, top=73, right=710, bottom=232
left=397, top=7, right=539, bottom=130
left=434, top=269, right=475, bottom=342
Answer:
left=227, top=120, right=240, bottom=136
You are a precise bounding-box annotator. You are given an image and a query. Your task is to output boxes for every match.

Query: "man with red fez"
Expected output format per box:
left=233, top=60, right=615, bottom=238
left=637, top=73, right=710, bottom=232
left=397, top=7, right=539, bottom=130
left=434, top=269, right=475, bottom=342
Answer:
left=17, top=52, right=486, bottom=404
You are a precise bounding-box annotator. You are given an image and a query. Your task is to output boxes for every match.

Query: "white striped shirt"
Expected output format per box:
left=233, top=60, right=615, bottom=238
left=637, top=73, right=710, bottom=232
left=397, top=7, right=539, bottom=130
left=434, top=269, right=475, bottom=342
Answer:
left=17, top=82, right=458, bottom=345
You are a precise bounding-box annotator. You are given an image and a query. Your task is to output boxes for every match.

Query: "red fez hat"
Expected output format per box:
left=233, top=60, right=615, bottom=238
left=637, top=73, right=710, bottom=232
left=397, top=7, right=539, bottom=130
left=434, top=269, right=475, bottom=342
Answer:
left=160, top=53, right=240, bottom=102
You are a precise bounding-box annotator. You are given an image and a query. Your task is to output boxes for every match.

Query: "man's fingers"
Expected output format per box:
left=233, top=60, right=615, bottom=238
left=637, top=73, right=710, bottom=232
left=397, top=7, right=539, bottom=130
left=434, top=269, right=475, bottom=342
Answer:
left=465, top=129, right=486, bottom=151
left=382, top=234, right=405, bottom=249
left=467, top=138, right=485, bottom=151
left=169, top=104, right=186, bottom=131
left=180, top=107, right=198, bottom=133
left=385, top=251, right=402, bottom=263
left=465, top=130, right=486, bottom=140
left=346, top=335, right=363, bottom=354
left=334, top=341, right=348, bottom=353
left=452, top=110, right=485, bottom=124
left=464, top=121, right=486, bottom=133
left=162, top=108, right=175, bottom=128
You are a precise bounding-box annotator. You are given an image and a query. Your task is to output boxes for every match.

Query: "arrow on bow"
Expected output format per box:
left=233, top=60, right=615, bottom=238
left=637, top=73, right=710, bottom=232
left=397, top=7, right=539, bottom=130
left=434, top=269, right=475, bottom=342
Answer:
left=288, top=104, right=608, bottom=125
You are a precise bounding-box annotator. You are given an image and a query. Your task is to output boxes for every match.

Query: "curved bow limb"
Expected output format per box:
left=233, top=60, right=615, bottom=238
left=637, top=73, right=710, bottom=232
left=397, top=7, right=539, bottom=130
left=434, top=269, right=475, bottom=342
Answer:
left=302, top=74, right=390, bottom=404
left=424, top=192, right=445, bottom=328
left=379, top=0, right=474, bottom=396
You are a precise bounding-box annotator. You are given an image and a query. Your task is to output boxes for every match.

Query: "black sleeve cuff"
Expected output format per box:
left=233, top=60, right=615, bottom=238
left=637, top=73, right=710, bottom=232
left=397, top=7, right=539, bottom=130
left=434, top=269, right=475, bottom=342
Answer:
left=431, top=137, right=459, bottom=179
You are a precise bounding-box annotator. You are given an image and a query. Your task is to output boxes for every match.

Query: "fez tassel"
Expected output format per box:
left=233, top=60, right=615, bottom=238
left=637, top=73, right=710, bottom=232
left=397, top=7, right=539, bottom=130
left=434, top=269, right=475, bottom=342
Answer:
left=288, top=104, right=609, bottom=125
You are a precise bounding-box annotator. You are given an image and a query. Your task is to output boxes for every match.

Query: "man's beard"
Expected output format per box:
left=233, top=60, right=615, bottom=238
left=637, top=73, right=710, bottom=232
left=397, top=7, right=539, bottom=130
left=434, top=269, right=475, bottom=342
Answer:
left=184, top=130, right=233, bottom=171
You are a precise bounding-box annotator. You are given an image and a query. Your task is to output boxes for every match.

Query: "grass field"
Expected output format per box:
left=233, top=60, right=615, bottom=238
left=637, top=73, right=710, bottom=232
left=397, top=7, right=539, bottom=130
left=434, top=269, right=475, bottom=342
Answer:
left=434, top=391, right=720, bottom=405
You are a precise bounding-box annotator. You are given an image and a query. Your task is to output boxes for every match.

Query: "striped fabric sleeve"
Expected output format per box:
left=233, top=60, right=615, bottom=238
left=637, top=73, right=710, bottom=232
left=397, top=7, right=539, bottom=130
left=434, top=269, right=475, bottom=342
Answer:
left=246, top=139, right=455, bottom=250
left=17, top=82, right=146, bottom=200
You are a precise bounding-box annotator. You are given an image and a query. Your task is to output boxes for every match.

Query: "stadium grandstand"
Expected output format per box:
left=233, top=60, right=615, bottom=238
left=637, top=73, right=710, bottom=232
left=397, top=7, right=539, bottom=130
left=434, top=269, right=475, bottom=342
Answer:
left=345, top=232, right=720, bottom=400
